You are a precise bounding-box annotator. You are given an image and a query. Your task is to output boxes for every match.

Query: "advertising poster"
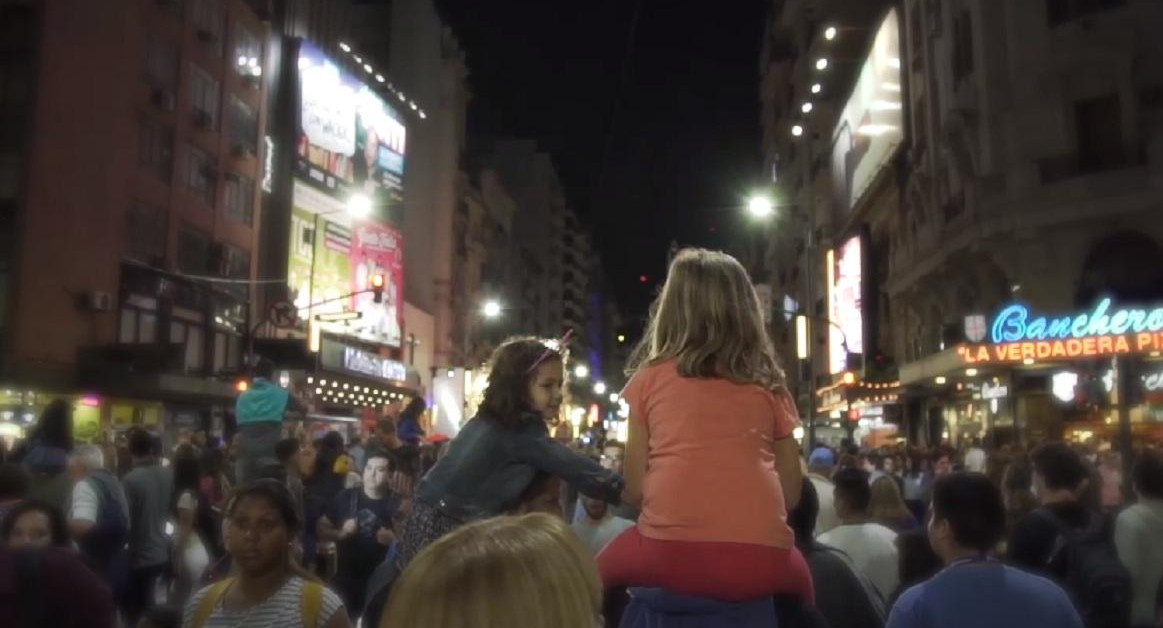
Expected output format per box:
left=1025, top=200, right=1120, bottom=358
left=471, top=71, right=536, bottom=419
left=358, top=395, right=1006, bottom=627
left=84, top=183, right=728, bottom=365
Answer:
left=829, top=236, right=864, bottom=373
left=296, top=41, right=406, bottom=208
left=830, top=9, right=902, bottom=214
left=351, top=222, right=404, bottom=348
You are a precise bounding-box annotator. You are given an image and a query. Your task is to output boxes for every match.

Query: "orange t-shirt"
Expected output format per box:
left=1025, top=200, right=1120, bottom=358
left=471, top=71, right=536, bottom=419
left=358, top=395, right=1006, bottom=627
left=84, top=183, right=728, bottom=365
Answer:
left=623, top=360, right=799, bottom=549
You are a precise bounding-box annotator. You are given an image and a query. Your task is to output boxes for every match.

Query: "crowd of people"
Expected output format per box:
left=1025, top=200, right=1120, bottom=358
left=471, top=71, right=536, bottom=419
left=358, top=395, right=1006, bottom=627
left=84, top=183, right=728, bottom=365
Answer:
left=0, top=247, right=1161, bottom=628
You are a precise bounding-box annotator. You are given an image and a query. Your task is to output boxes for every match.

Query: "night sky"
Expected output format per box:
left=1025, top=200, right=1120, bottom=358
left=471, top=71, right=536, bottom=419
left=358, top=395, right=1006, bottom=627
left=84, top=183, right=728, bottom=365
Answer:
left=436, top=0, right=770, bottom=325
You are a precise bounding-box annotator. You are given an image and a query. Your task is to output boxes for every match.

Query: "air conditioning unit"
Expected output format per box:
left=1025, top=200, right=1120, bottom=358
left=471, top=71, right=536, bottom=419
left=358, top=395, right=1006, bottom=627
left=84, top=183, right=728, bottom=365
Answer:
left=193, top=109, right=213, bottom=128
left=151, top=88, right=175, bottom=111
left=88, top=291, right=114, bottom=312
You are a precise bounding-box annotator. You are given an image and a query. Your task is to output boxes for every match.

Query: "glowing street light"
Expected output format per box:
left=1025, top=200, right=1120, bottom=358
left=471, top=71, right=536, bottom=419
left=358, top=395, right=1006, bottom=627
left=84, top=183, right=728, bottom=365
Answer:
left=594, top=382, right=608, bottom=396
left=574, top=364, right=590, bottom=379
left=791, top=125, right=804, bottom=137
left=347, top=194, right=372, bottom=219
left=816, top=58, right=829, bottom=71
left=824, top=26, right=838, bottom=41
left=811, top=83, right=822, bottom=94
left=482, top=300, right=502, bottom=319
left=801, top=102, right=814, bottom=114
left=748, top=195, right=775, bottom=219
left=608, top=393, right=620, bottom=404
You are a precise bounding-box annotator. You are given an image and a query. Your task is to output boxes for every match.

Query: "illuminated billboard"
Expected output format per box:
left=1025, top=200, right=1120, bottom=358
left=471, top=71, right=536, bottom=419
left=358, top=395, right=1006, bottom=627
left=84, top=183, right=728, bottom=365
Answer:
left=290, top=41, right=407, bottom=349
left=296, top=41, right=406, bottom=207
left=828, top=236, right=864, bottom=374
left=830, top=9, right=902, bottom=214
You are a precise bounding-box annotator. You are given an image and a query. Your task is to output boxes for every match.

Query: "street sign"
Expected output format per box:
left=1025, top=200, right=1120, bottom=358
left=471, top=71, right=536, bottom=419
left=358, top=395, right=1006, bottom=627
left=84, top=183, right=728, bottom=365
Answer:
left=269, top=301, right=299, bottom=329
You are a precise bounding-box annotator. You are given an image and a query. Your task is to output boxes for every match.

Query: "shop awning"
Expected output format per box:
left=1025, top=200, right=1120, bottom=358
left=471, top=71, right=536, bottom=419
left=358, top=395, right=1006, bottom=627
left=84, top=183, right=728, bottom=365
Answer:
left=900, top=347, right=965, bottom=386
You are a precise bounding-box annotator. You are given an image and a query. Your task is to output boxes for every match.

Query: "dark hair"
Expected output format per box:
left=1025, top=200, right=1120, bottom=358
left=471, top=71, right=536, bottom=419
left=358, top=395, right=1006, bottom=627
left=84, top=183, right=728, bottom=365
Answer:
left=0, top=499, right=70, bottom=547
left=1031, top=442, right=1089, bottom=491
left=834, top=467, right=872, bottom=514
left=140, top=605, right=182, bottom=628
left=128, top=428, right=155, bottom=458
left=31, top=399, right=74, bottom=452
left=400, top=397, right=426, bottom=422
left=200, top=447, right=225, bottom=478
left=0, top=463, right=30, bottom=501
left=788, top=478, right=820, bottom=550
left=254, top=357, right=275, bottom=379
left=227, top=480, right=301, bottom=533
left=478, top=336, right=563, bottom=428
left=931, top=472, right=1007, bottom=552
left=172, top=446, right=219, bottom=554
left=275, top=438, right=301, bottom=465
left=1133, top=450, right=1163, bottom=500
left=896, top=529, right=943, bottom=593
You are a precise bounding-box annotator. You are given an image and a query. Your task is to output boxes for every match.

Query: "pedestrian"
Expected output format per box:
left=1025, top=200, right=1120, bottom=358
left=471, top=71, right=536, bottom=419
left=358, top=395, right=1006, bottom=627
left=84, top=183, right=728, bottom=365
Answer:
left=395, top=397, right=427, bottom=447
left=1000, top=459, right=1037, bottom=538
left=13, top=398, right=74, bottom=512
left=901, top=454, right=931, bottom=524
left=392, top=336, right=622, bottom=570
left=788, top=478, right=887, bottom=628
left=1098, top=451, right=1124, bottom=513
left=891, top=530, right=942, bottom=605
left=171, top=445, right=219, bottom=605
left=316, top=450, right=401, bottom=620
left=0, top=499, right=70, bottom=548
left=67, top=444, right=130, bottom=588
left=0, top=544, right=118, bottom=628
left=871, top=475, right=920, bottom=533
left=807, top=447, right=839, bottom=537
left=275, top=437, right=306, bottom=530
left=235, top=358, right=303, bottom=485
left=198, top=447, right=232, bottom=513
left=572, top=493, right=634, bottom=556
left=1114, top=450, right=1163, bottom=628
left=1008, top=442, right=1131, bottom=628
left=819, top=467, right=900, bottom=600
left=598, top=248, right=809, bottom=603
left=963, top=439, right=987, bottom=474
left=183, top=480, right=351, bottom=628
left=382, top=513, right=601, bottom=628
left=886, top=473, right=1084, bottom=628
left=0, top=462, right=30, bottom=522
left=122, top=428, right=175, bottom=625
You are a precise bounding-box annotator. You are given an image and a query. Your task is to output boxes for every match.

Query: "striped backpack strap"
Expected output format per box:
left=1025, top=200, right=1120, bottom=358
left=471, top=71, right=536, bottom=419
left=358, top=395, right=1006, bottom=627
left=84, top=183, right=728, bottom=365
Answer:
left=193, top=577, right=235, bottom=628
left=301, top=579, right=326, bottom=628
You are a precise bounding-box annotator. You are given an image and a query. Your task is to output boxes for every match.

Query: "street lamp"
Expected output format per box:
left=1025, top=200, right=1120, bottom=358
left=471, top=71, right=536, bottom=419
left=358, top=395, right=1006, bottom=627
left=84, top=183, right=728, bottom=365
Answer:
left=482, top=300, right=502, bottom=319
left=594, top=382, right=608, bottom=396
left=347, top=194, right=372, bottom=219
left=608, top=393, right=619, bottom=404
left=574, top=364, right=590, bottom=379
left=747, top=195, right=775, bottom=219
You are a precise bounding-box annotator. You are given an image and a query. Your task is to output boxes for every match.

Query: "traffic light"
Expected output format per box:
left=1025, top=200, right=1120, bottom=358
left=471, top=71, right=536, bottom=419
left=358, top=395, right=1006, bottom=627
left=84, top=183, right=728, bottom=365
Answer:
left=371, top=274, right=385, bottom=303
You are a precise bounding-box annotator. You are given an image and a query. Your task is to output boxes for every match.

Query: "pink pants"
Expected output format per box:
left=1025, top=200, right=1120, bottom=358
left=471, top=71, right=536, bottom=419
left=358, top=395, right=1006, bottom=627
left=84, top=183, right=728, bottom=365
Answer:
left=597, top=526, right=815, bottom=603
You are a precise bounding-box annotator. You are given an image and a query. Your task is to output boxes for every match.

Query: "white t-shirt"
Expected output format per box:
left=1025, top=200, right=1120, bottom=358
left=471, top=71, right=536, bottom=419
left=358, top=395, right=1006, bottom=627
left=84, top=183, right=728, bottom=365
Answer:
left=183, top=576, right=345, bottom=628
left=818, top=522, right=900, bottom=600
left=964, top=447, right=987, bottom=473
left=70, top=479, right=100, bottom=522
left=809, top=474, right=838, bottom=537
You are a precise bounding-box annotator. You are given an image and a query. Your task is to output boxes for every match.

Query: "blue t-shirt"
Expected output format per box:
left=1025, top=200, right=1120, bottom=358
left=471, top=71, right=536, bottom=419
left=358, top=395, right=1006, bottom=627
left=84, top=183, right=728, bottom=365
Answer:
left=887, top=560, right=1083, bottom=628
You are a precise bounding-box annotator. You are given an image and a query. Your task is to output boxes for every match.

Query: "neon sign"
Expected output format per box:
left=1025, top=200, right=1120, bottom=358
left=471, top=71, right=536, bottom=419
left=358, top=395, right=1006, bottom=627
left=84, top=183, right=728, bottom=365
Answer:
left=958, top=298, right=1163, bottom=365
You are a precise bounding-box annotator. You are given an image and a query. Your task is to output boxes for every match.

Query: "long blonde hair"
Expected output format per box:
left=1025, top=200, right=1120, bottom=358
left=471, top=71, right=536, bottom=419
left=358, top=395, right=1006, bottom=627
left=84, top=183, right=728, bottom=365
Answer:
left=381, top=513, right=601, bottom=628
left=870, top=475, right=913, bottom=524
left=628, top=248, right=785, bottom=389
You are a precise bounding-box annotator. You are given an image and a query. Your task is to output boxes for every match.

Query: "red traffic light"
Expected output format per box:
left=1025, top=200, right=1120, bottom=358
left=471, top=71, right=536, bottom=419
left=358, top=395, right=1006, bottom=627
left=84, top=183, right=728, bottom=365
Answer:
left=370, top=274, right=385, bottom=303
left=639, top=275, right=648, bottom=284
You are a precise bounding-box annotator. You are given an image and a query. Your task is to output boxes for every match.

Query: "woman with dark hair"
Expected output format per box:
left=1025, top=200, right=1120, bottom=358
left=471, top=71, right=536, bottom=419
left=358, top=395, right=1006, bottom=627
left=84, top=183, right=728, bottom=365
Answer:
left=172, top=446, right=221, bottom=604
left=182, top=480, right=351, bottom=628
left=788, top=478, right=886, bottom=628
left=891, top=529, right=943, bottom=605
left=1001, top=459, right=1038, bottom=539
left=396, top=397, right=427, bottom=446
left=199, top=447, right=233, bottom=512
left=14, top=399, right=75, bottom=511
left=1, top=499, right=70, bottom=548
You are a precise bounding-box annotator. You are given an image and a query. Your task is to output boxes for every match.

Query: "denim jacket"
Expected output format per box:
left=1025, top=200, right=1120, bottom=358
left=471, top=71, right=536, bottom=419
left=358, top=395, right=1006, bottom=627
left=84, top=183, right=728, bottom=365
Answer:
left=415, top=411, right=624, bottom=521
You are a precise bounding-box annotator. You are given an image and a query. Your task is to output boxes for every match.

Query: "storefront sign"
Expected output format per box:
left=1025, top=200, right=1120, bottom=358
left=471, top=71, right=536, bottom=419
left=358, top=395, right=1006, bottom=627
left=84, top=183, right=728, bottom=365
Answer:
left=959, top=298, right=1163, bottom=364
left=981, top=382, right=1009, bottom=399
left=342, top=346, right=407, bottom=382
left=1142, top=371, right=1163, bottom=392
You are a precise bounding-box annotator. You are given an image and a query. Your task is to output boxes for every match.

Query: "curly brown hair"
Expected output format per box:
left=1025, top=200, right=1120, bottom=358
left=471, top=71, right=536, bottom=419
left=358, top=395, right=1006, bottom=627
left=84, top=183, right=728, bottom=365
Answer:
left=479, top=336, right=563, bottom=428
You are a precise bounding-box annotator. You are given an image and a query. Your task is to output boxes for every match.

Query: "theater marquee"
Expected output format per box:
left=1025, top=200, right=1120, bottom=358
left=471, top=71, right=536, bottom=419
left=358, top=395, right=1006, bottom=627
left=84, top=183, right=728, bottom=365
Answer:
left=958, top=298, right=1163, bottom=364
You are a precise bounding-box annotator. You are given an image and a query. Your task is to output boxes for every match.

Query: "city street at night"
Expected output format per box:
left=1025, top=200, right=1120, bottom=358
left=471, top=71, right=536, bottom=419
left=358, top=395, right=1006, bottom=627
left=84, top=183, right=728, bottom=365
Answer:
left=2, top=1, right=1163, bottom=627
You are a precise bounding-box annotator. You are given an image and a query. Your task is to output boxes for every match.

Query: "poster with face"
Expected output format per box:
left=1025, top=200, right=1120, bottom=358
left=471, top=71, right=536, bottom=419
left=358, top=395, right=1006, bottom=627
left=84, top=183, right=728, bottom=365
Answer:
left=350, top=222, right=404, bottom=348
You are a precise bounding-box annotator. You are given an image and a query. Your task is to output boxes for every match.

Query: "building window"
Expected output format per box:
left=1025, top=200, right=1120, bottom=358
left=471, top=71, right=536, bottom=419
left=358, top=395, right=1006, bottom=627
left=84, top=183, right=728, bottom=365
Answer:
left=951, top=11, right=974, bottom=83
left=138, top=118, right=174, bottom=182
left=119, top=304, right=159, bottom=344
left=185, top=144, right=217, bottom=205
left=228, top=96, right=258, bottom=153
left=1047, top=0, right=1128, bottom=26
left=224, top=174, right=254, bottom=225
left=125, top=201, right=169, bottom=263
left=233, top=24, right=263, bottom=76
left=191, top=0, right=224, bottom=56
left=189, top=65, right=220, bottom=130
left=1075, top=93, right=1125, bottom=173
left=177, top=224, right=211, bottom=273
left=143, top=35, right=178, bottom=92
left=171, top=316, right=205, bottom=372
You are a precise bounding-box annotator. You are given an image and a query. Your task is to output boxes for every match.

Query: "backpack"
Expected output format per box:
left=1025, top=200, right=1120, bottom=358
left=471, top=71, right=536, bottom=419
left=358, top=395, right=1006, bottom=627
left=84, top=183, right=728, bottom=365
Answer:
left=1038, top=509, right=1132, bottom=628
left=191, top=577, right=325, bottom=628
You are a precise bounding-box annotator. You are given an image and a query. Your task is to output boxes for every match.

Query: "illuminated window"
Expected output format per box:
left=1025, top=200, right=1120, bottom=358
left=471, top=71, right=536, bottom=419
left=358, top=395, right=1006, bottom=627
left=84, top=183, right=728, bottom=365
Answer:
left=228, top=96, right=258, bottom=153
